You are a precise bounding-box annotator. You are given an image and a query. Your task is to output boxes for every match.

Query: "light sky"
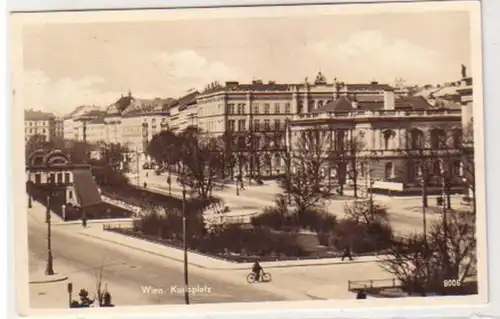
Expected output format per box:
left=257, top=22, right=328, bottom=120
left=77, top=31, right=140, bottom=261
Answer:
left=22, top=10, right=471, bottom=116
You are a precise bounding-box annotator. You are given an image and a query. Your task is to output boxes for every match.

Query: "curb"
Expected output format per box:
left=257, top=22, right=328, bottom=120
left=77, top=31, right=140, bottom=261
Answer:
left=29, top=274, right=68, bottom=284
left=78, top=231, right=384, bottom=270
left=304, top=291, right=328, bottom=300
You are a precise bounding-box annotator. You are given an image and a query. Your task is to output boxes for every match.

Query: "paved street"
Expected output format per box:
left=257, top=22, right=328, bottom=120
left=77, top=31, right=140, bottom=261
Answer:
left=137, top=170, right=464, bottom=236
left=28, top=207, right=294, bottom=308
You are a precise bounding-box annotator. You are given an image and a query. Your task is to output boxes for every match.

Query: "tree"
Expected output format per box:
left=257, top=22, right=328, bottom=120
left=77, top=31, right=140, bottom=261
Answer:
left=345, top=130, right=367, bottom=198
left=380, top=210, right=476, bottom=295
left=281, top=125, right=336, bottom=224
left=179, top=127, right=224, bottom=200
left=100, top=143, right=128, bottom=171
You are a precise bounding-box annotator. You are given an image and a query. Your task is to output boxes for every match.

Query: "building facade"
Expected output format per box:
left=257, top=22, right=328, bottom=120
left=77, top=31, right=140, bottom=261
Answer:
left=195, top=72, right=407, bottom=178
left=287, top=87, right=464, bottom=193
left=24, top=109, right=56, bottom=143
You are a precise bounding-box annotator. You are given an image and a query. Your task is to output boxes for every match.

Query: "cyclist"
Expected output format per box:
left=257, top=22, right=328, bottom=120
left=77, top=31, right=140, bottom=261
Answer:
left=252, top=260, right=263, bottom=282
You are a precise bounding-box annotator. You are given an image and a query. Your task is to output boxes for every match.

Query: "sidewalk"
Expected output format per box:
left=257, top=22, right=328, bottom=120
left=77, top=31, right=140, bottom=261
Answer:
left=73, top=224, right=382, bottom=270
left=305, top=285, right=359, bottom=300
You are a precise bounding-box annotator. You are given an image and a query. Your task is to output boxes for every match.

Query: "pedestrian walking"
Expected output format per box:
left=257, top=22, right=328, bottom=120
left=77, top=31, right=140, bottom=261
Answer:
left=81, top=215, right=88, bottom=228
left=341, top=247, right=353, bottom=261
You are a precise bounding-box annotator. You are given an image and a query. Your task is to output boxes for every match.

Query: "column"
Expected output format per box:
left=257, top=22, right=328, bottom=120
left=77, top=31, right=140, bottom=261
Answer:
left=374, top=129, right=380, bottom=150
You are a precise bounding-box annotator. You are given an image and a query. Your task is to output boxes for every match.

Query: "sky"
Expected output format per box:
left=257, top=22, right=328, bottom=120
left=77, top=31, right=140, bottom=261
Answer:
left=22, top=9, right=472, bottom=116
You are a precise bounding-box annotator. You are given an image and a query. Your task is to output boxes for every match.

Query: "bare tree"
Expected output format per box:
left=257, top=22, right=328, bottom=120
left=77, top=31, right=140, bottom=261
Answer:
left=180, top=127, right=224, bottom=200
left=282, top=125, right=336, bottom=223
left=380, top=210, right=476, bottom=295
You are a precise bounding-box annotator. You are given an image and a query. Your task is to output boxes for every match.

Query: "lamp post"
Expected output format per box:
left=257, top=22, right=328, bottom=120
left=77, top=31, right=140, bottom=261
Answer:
left=27, top=180, right=33, bottom=209
left=45, top=175, right=55, bottom=276
left=181, top=188, right=190, bottom=305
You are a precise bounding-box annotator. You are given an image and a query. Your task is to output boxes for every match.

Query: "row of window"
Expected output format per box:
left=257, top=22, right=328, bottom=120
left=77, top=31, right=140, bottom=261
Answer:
left=32, top=172, right=71, bottom=184
left=227, top=119, right=285, bottom=132
left=26, top=121, right=50, bottom=126
left=26, top=128, right=47, bottom=134
left=227, top=103, right=292, bottom=115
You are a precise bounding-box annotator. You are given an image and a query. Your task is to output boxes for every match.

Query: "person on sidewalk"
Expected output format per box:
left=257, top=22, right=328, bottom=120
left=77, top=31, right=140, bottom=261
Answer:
left=81, top=215, right=88, bottom=228
left=356, top=289, right=367, bottom=299
left=341, top=247, right=353, bottom=261
left=252, top=260, right=263, bottom=282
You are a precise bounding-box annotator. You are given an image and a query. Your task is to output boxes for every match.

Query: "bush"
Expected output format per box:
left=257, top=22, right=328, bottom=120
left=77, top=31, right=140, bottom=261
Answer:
left=331, top=219, right=393, bottom=253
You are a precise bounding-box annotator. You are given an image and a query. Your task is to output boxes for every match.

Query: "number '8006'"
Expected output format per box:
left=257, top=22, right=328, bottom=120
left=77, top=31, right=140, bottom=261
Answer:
left=443, top=279, right=462, bottom=287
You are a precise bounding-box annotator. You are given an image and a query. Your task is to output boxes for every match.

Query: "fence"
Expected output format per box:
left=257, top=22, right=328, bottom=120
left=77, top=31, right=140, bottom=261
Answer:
left=348, top=278, right=401, bottom=291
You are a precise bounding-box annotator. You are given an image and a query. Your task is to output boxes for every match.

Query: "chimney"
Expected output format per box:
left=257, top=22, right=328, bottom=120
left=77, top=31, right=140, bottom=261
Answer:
left=383, top=88, right=395, bottom=110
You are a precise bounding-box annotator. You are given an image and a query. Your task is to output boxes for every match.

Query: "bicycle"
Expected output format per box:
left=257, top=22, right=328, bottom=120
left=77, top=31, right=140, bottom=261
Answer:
left=246, top=271, right=272, bottom=283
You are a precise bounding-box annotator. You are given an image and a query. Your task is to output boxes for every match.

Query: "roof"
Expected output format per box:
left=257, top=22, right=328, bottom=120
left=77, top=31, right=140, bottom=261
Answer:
left=64, top=105, right=102, bottom=119
left=24, top=109, right=55, bottom=121
left=313, top=95, right=433, bottom=113
left=170, top=91, right=199, bottom=111
left=72, top=169, right=103, bottom=208
left=345, top=83, right=393, bottom=91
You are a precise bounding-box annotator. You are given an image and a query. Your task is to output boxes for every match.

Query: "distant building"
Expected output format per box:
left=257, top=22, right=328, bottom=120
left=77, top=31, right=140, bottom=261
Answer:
left=24, top=109, right=56, bottom=143
left=196, top=72, right=405, bottom=177
left=287, top=87, right=463, bottom=193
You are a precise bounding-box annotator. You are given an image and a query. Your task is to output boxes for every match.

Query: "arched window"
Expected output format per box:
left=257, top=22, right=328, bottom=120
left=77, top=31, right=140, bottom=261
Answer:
left=409, top=129, right=424, bottom=149
left=317, top=100, right=324, bottom=109
left=383, top=130, right=395, bottom=150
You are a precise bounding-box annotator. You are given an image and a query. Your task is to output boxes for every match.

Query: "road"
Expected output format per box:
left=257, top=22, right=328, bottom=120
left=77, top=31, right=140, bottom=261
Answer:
left=28, top=211, right=291, bottom=309
left=137, top=170, right=462, bottom=236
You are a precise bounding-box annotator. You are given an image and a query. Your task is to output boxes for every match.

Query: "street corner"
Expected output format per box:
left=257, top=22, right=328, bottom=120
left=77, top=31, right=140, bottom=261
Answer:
left=29, top=272, right=68, bottom=284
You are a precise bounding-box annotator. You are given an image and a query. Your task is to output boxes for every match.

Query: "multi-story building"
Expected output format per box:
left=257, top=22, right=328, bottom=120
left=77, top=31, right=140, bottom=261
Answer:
left=103, top=91, right=172, bottom=162
left=169, top=91, right=199, bottom=133
left=287, top=86, right=464, bottom=194
left=54, top=118, right=64, bottom=139
left=24, top=109, right=56, bottom=143
left=63, top=105, right=102, bottom=141
left=195, top=72, right=406, bottom=178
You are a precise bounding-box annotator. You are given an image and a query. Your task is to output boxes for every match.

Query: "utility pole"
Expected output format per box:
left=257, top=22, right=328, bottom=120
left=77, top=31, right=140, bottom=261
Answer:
left=182, top=189, right=190, bottom=305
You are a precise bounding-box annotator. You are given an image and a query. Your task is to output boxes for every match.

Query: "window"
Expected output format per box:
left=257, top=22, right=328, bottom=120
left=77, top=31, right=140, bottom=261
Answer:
left=317, top=100, right=324, bottom=109
left=385, top=162, right=394, bottom=180
left=452, top=129, right=463, bottom=148
left=69, top=190, right=73, bottom=199
left=57, top=173, right=63, bottom=184
left=227, top=104, right=235, bottom=114
left=274, top=103, right=280, bottom=114
left=298, top=100, right=304, bottom=114
left=409, top=129, right=424, bottom=149
left=264, top=104, right=270, bottom=114
left=237, top=104, right=245, bottom=114
left=431, top=129, right=446, bottom=149
left=274, top=154, right=281, bottom=167
left=49, top=173, right=55, bottom=183
left=238, top=120, right=246, bottom=132
left=30, top=129, right=33, bottom=133
left=264, top=120, right=271, bottom=131
left=42, top=129, right=46, bottom=133
left=285, top=103, right=291, bottom=114
left=274, top=119, right=281, bottom=131
left=253, top=104, right=260, bottom=114
left=383, top=130, right=394, bottom=150
left=35, top=174, right=41, bottom=184
left=228, top=120, right=236, bottom=131
left=152, top=118, right=156, bottom=123
left=253, top=120, right=260, bottom=132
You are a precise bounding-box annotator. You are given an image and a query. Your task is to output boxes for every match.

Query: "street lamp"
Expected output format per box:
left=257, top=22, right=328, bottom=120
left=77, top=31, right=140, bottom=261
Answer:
left=181, top=189, right=190, bottom=305
left=27, top=180, right=33, bottom=209
left=44, top=175, right=57, bottom=276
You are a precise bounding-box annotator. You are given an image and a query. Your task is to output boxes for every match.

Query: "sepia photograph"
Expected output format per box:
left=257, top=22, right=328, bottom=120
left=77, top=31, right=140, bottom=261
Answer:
left=10, top=0, right=487, bottom=316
